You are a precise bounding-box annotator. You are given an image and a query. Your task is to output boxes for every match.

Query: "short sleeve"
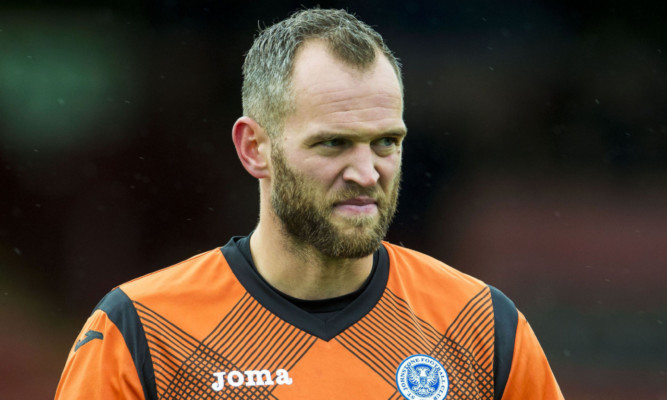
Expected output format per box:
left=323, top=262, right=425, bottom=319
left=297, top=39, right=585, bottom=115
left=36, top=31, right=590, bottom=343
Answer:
left=55, top=288, right=156, bottom=400
left=500, top=313, right=564, bottom=400
left=55, top=308, right=145, bottom=399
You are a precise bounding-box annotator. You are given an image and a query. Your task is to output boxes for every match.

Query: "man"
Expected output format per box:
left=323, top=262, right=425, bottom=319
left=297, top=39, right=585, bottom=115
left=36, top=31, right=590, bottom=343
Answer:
left=56, top=8, right=563, bottom=400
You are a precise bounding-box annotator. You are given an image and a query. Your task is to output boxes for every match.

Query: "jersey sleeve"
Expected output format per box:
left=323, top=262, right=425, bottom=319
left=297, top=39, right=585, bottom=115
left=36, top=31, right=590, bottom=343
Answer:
left=501, top=313, right=564, bottom=400
left=55, top=288, right=156, bottom=400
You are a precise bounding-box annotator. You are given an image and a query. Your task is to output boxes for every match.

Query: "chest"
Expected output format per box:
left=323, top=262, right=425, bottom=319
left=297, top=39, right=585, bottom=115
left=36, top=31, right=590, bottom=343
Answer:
left=137, top=289, right=495, bottom=399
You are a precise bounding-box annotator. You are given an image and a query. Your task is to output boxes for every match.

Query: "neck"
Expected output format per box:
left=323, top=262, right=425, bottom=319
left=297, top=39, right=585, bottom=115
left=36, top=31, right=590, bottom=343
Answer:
left=249, top=214, right=374, bottom=301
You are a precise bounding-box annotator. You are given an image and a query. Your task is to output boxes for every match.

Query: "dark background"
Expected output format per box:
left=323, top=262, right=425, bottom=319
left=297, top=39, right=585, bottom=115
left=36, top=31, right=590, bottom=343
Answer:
left=1, top=1, right=666, bottom=399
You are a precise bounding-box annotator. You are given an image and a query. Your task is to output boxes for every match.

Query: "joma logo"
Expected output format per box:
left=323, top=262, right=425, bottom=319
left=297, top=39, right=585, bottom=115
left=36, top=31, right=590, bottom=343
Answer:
left=211, top=369, right=293, bottom=391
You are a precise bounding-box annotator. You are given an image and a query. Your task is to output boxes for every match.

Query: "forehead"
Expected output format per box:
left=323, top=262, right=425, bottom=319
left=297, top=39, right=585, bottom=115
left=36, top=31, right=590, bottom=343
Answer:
left=286, top=41, right=404, bottom=135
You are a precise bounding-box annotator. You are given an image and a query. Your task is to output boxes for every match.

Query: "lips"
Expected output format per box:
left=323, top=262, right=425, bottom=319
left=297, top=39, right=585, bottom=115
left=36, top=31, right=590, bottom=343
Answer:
left=333, top=196, right=378, bottom=215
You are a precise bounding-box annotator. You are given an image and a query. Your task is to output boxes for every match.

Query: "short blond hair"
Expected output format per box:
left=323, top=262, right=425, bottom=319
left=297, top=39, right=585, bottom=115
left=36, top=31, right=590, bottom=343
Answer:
left=242, top=8, right=403, bottom=137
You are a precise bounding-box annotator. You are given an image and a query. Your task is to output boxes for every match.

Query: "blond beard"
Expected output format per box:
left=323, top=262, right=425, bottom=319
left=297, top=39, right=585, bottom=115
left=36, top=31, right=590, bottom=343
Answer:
left=270, top=144, right=400, bottom=259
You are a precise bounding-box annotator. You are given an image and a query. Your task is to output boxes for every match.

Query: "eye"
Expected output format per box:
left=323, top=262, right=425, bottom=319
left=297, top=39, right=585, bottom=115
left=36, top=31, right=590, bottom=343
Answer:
left=319, top=138, right=346, bottom=147
left=372, top=136, right=402, bottom=156
left=374, top=137, right=399, bottom=147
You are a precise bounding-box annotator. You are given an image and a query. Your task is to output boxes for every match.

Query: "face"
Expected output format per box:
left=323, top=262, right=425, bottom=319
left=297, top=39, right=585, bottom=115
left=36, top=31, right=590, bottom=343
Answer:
left=268, top=41, right=406, bottom=259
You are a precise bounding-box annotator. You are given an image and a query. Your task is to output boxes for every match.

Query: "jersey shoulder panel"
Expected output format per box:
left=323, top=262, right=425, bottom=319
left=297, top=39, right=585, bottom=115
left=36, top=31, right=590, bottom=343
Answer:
left=56, top=291, right=151, bottom=400
left=488, top=286, right=518, bottom=400
left=119, top=248, right=227, bottom=298
left=383, top=242, right=488, bottom=302
left=118, top=248, right=247, bottom=340
left=501, top=312, right=564, bottom=400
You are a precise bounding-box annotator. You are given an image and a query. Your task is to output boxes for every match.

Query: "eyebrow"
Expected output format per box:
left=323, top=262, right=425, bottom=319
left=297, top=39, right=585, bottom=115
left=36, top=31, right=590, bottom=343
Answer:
left=306, top=129, right=407, bottom=144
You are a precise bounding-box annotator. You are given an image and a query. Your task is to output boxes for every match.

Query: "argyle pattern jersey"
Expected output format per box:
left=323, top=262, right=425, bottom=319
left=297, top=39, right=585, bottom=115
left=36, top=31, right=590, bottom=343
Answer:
left=55, top=238, right=563, bottom=400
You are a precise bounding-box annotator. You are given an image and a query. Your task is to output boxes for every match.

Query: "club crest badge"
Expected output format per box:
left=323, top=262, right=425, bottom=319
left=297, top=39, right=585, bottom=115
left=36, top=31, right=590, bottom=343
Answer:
left=395, top=354, right=449, bottom=400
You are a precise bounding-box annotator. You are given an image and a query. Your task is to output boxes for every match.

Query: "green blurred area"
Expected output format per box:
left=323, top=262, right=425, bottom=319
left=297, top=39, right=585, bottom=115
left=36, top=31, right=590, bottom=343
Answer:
left=0, top=10, right=139, bottom=154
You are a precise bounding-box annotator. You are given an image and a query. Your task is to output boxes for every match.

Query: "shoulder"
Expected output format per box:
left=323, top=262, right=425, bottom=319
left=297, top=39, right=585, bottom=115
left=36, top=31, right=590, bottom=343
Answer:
left=382, top=241, right=496, bottom=328
left=383, top=241, right=519, bottom=316
left=83, top=249, right=225, bottom=323
left=98, top=247, right=239, bottom=309
left=91, top=247, right=246, bottom=340
left=383, top=241, right=487, bottom=291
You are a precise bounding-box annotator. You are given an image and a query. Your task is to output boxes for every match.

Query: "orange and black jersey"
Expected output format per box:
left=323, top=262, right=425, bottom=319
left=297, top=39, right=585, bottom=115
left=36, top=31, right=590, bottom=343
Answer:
left=56, top=237, right=563, bottom=399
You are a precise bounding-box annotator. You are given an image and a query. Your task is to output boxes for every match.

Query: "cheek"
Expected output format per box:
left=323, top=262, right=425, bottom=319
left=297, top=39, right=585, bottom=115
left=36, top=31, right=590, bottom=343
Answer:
left=378, top=155, right=402, bottom=186
left=291, top=160, right=340, bottom=194
left=295, top=156, right=344, bottom=185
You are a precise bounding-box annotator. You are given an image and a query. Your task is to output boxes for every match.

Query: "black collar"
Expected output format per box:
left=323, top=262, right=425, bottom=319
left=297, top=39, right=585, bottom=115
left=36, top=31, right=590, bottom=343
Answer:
left=220, top=235, right=389, bottom=341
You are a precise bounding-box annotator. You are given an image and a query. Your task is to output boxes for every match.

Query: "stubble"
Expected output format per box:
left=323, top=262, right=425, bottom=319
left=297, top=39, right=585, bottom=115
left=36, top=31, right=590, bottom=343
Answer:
left=270, top=144, right=400, bottom=259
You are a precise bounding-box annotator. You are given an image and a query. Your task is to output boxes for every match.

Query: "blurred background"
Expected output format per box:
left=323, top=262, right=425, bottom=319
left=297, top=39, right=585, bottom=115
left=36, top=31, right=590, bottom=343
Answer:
left=1, top=1, right=666, bottom=399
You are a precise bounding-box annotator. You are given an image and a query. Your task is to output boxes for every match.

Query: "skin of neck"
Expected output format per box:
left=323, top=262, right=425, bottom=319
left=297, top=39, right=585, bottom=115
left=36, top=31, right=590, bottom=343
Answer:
left=249, top=186, right=374, bottom=301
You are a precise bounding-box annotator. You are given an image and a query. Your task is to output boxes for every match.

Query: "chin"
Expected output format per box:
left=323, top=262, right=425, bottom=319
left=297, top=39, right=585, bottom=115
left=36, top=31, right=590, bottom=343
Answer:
left=333, top=213, right=378, bottom=228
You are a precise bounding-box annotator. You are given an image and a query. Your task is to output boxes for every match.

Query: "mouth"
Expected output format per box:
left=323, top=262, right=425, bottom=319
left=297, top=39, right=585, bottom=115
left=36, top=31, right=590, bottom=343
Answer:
left=333, top=196, right=378, bottom=216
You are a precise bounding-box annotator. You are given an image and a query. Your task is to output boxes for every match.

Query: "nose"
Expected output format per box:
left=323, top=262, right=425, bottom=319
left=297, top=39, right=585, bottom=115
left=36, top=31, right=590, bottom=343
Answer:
left=341, top=145, right=380, bottom=187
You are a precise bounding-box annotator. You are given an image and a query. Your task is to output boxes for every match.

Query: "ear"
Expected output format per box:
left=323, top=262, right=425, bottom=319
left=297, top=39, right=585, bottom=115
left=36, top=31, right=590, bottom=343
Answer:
left=232, top=116, right=271, bottom=179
